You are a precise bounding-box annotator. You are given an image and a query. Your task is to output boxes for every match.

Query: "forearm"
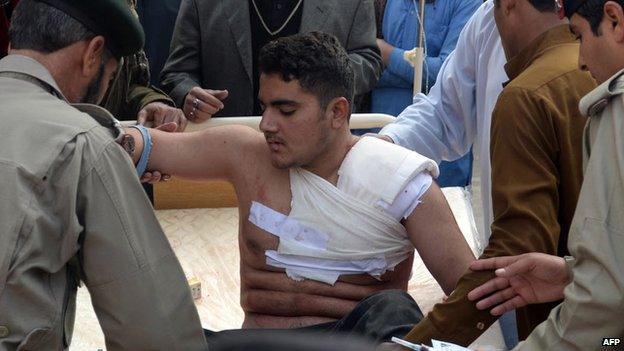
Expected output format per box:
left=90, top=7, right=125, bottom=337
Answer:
left=406, top=182, right=475, bottom=294
left=125, top=124, right=256, bottom=180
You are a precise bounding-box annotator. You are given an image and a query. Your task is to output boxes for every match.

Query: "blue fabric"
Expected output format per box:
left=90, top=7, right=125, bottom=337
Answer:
left=131, top=125, right=153, bottom=177
left=372, top=0, right=480, bottom=187
left=499, top=310, right=520, bottom=349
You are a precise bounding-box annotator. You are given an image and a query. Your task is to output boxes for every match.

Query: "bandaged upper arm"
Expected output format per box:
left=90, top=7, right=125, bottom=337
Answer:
left=377, top=172, right=433, bottom=221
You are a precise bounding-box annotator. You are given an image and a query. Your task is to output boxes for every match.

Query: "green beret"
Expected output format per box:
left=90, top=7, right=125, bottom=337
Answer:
left=36, top=0, right=144, bottom=58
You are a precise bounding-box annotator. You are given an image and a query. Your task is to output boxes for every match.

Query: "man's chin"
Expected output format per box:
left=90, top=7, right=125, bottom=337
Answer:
left=270, top=157, right=296, bottom=170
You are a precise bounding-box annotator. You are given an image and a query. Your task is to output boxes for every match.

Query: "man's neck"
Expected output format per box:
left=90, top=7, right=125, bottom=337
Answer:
left=506, top=16, right=567, bottom=59
left=302, top=133, right=359, bottom=185
left=10, top=48, right=82, bottom=103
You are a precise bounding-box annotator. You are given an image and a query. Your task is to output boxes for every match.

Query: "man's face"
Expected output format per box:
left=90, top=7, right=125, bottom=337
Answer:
left=258, top=73, right=333, bottom=169
left=570, top=10, right=621, bottom=83
left=82, top=55, right=119, bottom=104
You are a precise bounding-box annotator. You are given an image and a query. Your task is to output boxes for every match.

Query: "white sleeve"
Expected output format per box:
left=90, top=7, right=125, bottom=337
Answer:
left=378, top=172, right=433, bottom=221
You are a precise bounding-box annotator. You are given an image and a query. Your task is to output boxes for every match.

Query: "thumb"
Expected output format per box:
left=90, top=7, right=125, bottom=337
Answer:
left=155, top=122, right=178, bottom=133
left=137, top=108, right=149, bottom=125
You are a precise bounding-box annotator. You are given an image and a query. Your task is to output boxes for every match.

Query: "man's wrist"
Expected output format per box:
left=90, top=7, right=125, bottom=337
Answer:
left=123, top=127, right=144, bottom=165
left=129, top=125, right=153, bottom=177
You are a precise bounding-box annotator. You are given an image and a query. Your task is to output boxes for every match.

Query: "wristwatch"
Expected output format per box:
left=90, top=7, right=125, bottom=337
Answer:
left=119, top=133, right=136, bottom=157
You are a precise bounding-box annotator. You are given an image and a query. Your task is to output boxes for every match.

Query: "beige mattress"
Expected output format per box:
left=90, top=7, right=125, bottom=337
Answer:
left=70, top=188, right=506, bottom=350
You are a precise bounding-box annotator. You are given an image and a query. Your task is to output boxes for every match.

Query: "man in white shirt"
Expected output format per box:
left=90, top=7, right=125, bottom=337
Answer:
left=379, top=0, right=506, bottom=245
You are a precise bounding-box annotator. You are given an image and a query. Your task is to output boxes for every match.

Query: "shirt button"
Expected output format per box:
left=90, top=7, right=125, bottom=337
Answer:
left=0, top=326, right=9, bottom=338
left=476, top=322, right=485, bottom=330
left=276, top=3, right=282, bottom=9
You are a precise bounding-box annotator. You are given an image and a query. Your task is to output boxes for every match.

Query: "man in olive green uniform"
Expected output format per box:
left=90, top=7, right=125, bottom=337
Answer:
left=469, top=0, right=624, bottom=349
left=102, top=0, right=187, bottom=130
left=0, top=0, right=206, bottom=349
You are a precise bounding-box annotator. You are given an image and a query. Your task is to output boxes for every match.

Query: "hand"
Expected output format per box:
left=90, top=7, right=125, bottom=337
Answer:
left=363, top=133, right=395, bottom=143
left=376, top=38, right=394, bottom=66
left=184, top=87, right=229, bottom=123
left=467, top=253, right=571, bottom=316
left=138, top=101, right=188, bottom=132
left=139, top=122, right=178, bottom=184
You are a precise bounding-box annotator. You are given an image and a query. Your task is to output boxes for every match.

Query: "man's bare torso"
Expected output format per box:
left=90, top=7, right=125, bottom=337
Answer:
left=232, top=141, right=414, bottom=329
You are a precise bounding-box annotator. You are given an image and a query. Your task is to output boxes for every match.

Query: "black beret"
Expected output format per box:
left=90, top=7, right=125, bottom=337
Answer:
left=563, top=0, right=588, bottom=18
left=36, top=0, right=144, bottom=58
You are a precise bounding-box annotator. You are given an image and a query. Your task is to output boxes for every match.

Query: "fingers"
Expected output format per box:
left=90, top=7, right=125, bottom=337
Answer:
left=140, top=171, right=172, bottom=184
left=155, top=122, right=178, bottom=133
left=490, top=295, right=528, bottom=316
left=185, top=87, right=228, bottom=123
left=137, top=108, right=149, bottom=125
left=470, top=256, right=521, bottom=272
left=208, top=89, right=229, bottom=101
left=494, top=256, right=535, bottom=278
left=474, top=284, right=516, bottom=311
left=192, top=87, right=226, bottom=110
left=468, top=276, right=511, bottom=301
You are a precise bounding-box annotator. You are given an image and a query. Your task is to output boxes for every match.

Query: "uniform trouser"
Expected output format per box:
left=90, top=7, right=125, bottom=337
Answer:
left=205, top=290, right=423, bottom=350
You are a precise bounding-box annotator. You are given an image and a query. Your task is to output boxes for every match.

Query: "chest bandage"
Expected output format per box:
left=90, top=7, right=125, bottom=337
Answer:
left=248, top=137, right=439, bottom=284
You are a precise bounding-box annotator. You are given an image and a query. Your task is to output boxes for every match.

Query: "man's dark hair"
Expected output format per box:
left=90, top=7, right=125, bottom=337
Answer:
left=9, top=0, right=97, bottom=53
left=494, top=0, right=557, bottom=12
left=575, top=0, right=624, bottom=35
left=258, top=31, right=355, bottom=111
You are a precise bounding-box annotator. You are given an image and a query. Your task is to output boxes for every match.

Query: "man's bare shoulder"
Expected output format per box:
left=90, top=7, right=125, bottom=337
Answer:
left=211, top=125, right=283, bottom=181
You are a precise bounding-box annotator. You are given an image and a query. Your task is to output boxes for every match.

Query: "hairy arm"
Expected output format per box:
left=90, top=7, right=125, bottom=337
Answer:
left=404, top=182, right=475, bottom=295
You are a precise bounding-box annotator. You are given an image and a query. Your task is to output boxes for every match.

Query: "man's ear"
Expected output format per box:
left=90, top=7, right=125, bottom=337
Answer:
left=604, top=1, right=624, bottom=43
left=327, top=97, right=350, bottom=129
left=81, top=35, right=107, bottom=77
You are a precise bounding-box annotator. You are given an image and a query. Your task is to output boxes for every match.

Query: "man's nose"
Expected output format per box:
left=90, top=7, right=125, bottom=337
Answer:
left=259, top=112, right=278, bottom=133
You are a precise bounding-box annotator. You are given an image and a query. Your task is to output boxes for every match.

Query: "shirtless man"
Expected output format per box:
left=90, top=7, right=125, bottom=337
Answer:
left=127, top=32, right=474, bottom=332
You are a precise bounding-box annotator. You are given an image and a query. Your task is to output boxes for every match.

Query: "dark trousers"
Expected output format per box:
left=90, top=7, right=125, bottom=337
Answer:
left=205, top=290, right=423, bottom=350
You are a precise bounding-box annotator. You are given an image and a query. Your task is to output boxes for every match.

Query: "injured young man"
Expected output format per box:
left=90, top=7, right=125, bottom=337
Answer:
left=126, top=32, right=475, bottom=336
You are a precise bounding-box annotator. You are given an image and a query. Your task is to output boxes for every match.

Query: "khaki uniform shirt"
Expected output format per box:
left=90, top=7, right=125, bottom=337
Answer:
left=515, top=69, right=624, bottom=351
left=404, top=25, right=596, bottom=345
left=0, top=55, right=206, bottom=350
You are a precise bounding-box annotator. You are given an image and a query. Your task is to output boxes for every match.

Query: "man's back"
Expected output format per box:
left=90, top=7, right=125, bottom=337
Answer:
left=0, top=55, right=205, bottom=350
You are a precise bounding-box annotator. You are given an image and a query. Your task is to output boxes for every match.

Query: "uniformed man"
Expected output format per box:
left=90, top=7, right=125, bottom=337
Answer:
left=0, top=0, right=206, bottom=349
left=467, top=0, right=624, bottom=349
left=102, top=0, right=188, bottom=131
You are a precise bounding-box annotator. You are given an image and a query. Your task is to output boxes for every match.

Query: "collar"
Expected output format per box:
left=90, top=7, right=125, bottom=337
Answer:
left=579, top=68, right=624, bottom=117
left=504, top=25, right=576, bottom=82
left=0, top=54, right=67, bottom=100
